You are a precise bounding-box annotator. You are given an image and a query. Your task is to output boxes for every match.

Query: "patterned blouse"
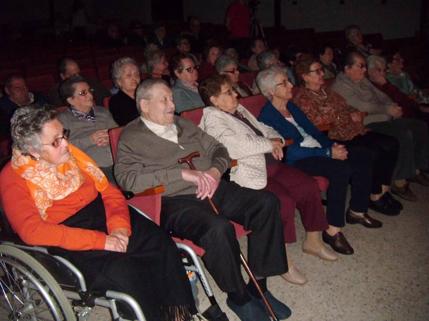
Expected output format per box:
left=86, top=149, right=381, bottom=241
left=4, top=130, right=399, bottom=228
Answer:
left=293, top=87, right=366, bottom=141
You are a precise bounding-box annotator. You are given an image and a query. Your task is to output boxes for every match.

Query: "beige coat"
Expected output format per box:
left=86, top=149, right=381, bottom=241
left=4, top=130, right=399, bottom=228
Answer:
left=199, top=105, right=283, bottom=190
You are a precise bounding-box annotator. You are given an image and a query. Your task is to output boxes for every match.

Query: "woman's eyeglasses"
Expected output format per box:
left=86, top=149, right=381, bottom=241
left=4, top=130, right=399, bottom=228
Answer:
left=183, top=65, right=199, bottom=73
left=75, top=88, right=95, bottom=97
left=308, top=68, right=324, bottom=75
left=42, top=129, right=70, bottom=148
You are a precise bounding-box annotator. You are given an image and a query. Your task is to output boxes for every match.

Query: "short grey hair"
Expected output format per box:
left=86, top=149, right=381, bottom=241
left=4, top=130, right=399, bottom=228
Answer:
left=111, top=57, right=138, bottom=87
left=256, top=66, right=287, bottom=101
left=215, top=55, right=238, bottom=73
left=135, top=78, right=169, bottom=114
left=143, top=49, right=165, bottom=73
left=11, top=106, right=57, bottom=154
left=367, top=55, right=386, bottom=70
left=256, top=50, right=277, bottom=70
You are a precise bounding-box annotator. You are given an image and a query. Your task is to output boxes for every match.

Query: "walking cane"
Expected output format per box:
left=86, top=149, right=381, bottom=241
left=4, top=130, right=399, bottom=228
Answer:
left=178, top=152, right=279, bottom=321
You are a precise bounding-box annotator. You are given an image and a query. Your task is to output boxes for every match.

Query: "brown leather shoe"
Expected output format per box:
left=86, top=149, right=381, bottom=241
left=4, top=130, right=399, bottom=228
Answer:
left=346, top=210, right=383, bottom=228
left=322, top=231, right=354, bottom=255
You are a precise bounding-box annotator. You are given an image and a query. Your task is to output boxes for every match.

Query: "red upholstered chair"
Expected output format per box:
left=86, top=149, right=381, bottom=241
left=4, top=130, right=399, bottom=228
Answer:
left=238, top=94, right=266, bottom=118
left=103, top=96, right=111, bottom=109
left=238, top=71, right=257, bottom=88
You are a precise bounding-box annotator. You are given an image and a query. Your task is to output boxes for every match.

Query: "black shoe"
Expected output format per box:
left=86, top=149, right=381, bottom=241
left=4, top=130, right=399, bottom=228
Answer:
left=251, top=291, right=292, bottom=320
left=322, top=231, right=354, bottom=255
left=368, top=195, right=400, bottom=216
left=226, top=297, right=270, bottom=321
left=346, top=210, right=383, bottom=228
left=384, top=192, right=403, bottom=210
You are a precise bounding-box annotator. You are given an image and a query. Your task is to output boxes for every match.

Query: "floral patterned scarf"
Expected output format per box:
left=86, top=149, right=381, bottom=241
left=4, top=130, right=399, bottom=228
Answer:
left=11, top=144, right=108, bottom=219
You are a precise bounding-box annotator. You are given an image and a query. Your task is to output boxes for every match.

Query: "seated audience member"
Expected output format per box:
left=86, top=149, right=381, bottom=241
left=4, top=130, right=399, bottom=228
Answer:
left=257, top=51, right=296, bottom=86
left=0, top=75, right=47, bottom=139
left=225, top=47, right=251, bottom=72
left=316, top=44, right=338, bottom=80
left=386, top=50, right=429, bottom=105
left=293, top=55, right=402, bottom=215
left=332, top=51, right=429, bottom=201
left=47, top=57, right=110, bottom=107
left=0, top=106, right=198, bottom=321
left=58, top=76, right=117, bottom=182
left=216, top=55, right=253, bottom=98
left=143, top=49, right=171, bottom=83
left=199, top=74, right=337, bottom=285
left=181, top=16, right=205, bottom=54
left=367, top=55, right=429, bottom=121
left=257, top=66, right=382, bottom=255
left=147, top=23, right=172, bottom=49
left=126, top=20, right=147, bottom=46
left=175, top=35, right=200, bottom=64
left=198, top=44, right=222, bottom=81
left=101, top=23, right=125, bottom=48
left=344, top=25, right=382, bottom=58
left=170, top=54, right=204, bottom=113
left=248, top=38, right=267, bottom=71
left=109, top=57, right=141, bottom=126
left=114, top=78, right=291, bottom=321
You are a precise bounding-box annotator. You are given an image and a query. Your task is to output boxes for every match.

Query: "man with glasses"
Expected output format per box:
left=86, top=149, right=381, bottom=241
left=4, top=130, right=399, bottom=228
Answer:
left=115, top=78, right=292, bottom=321
left=0, top=74, right=47, bottom=142
left=58, top=75, right=117, bottom=182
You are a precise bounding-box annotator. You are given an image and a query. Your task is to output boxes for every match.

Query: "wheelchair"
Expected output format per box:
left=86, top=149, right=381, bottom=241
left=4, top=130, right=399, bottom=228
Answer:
left=0, top=197, right=227, bottom=321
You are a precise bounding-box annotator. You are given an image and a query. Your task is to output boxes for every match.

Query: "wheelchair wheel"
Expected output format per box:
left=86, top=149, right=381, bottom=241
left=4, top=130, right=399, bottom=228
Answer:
left=0, top=244, right=76, bottom=321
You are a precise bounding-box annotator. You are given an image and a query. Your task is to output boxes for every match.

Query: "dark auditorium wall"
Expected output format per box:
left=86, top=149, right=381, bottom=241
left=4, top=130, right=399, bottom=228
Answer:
left=0, top=0, right=422, bottom=40
left=183, top=0, right=421, bottom=39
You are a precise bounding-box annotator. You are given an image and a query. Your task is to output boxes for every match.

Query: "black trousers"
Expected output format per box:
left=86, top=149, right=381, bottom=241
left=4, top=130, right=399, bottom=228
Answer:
left=50, top=194, right=195, bottom=321
left=338, top=131, right=399, bottom=194
left=160, top=180, right=287, bottom=296
left=293, top=147, right=372, bottom=227
left=367, top=118, right=429, bottom=179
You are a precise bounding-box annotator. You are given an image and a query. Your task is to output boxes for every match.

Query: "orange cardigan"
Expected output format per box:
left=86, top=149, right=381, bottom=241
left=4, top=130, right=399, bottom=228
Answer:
left=0, top=163, right=131, bottom=251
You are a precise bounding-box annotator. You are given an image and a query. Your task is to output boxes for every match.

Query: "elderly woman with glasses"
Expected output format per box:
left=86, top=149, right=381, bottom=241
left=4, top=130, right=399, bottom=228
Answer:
left=109, top=57, right=141, bottom=126
left=257, top=66, right=383, bottom=256
left=0, top=106, right=199, bottom=321
left=215, top=54, right=253, bottom=98
left=171, top=53, right=204, bottom=113
left=199, top=74, right=338, bottom=286
left=293, top=55, right=402, bottom=216
left=332, top=51, right=429, bottom=201
left=58, top=75, right=117, bottom=182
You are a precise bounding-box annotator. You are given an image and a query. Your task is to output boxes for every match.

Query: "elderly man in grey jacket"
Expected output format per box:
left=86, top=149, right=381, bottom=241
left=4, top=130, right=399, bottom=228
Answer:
left=332, top=51, right=429, bottom=201
left=114, top=78, right=291, bottom=321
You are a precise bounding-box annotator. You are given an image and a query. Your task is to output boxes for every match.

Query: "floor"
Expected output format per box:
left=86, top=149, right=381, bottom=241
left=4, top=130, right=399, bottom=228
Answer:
left=2, top=184, right=428, bottom=321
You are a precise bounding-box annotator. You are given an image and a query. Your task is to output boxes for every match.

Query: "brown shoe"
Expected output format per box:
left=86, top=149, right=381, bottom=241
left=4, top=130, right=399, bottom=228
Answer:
left=391, top=183, right=418, bottom=202
left=322, top=231, right=354, bottom=255
left=346, top=210, right=382, bottom=228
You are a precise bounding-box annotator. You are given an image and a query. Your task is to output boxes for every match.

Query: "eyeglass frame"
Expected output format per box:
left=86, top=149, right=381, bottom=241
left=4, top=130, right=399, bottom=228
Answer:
left=41, top=128, right=70, bottom=148
left=74, top=88, right=95, bottom=97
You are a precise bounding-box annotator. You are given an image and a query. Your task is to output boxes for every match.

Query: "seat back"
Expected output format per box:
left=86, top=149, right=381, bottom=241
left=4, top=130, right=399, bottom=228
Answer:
left=239, top=71, right=257, bottom=88
left=180, top=107, right=204, bottom=125
left=238, top=94, right=266, bottom=118
left=103, top=96, right=111, bottom=109
left=108, top=127, right=123, bottom=163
